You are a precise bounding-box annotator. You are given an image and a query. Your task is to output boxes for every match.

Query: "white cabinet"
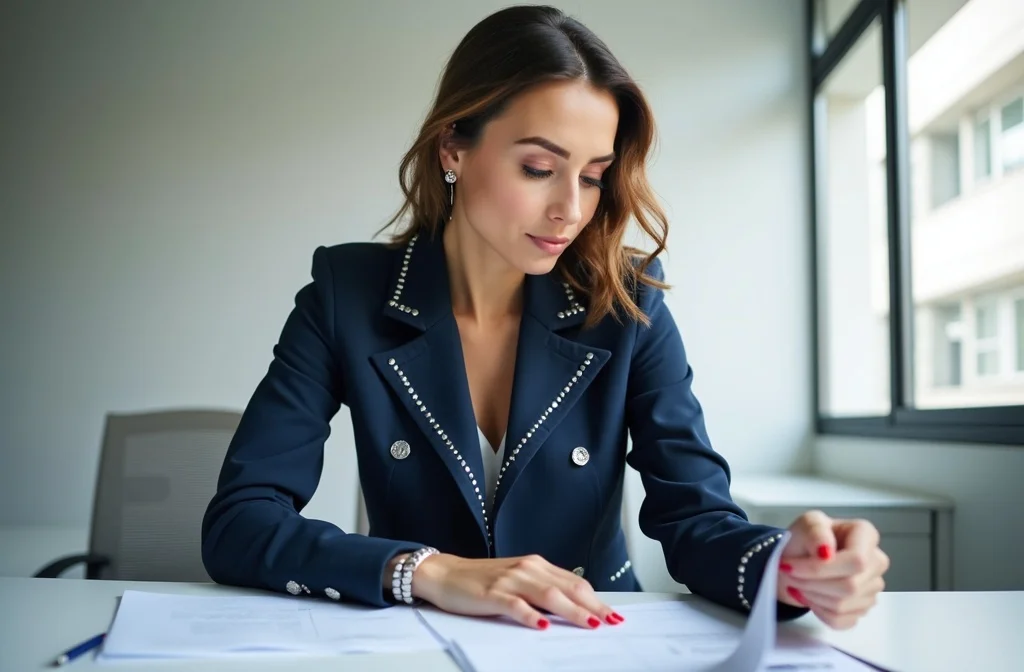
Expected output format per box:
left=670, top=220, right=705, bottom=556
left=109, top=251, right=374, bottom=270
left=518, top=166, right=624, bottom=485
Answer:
left=730, top=474, right=954, bottom=591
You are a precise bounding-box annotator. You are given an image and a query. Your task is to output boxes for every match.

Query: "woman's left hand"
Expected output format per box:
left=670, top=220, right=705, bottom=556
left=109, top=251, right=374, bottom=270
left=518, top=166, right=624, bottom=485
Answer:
left=776, top=510, right=890, bottom=630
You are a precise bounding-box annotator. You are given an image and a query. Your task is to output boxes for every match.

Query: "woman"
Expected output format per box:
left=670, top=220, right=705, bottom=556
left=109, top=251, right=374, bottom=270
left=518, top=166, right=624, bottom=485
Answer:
left=201, top=5, right=888, bottom=632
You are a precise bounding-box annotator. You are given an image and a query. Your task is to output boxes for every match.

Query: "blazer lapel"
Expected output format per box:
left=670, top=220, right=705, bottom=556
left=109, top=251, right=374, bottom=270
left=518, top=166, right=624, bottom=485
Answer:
left=370, top=229, right=612, bottom=546
left=491, top=271, right=611, bottom=518
left=370, top=231, right=489, bottom=541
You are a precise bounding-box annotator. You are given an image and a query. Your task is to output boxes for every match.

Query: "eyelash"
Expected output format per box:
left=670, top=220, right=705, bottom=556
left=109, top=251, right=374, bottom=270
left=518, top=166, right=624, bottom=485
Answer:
left=521, top=165, right=605, bottom=190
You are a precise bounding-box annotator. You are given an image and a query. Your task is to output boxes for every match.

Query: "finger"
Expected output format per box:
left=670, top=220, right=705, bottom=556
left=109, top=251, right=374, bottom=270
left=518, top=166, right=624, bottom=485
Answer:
left=809, top=601, right=873, bottom=630
left=793, top=580, right=882, bottom=614
left=501, top=556, right=598, bottom=628
left=788, top=574, right=885, bottom=600
left=777, top=579, right=806, bottom=609
left=792, top=510, right=838, bottom=560
left=544, top=568, right=622, bottom=625
left=835, top=519, right=880, bottom=554
left=525, top=583, right=602, bottom=629
left=814, top=607, right=867, bottom=631
left=494, top=593, right=551, bottom=630
left=783, top=546, right=882, bottom=581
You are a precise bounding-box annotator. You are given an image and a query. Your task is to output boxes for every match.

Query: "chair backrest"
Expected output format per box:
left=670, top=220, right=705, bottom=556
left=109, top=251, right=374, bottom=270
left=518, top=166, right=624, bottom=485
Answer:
left=88, top=409, right=241, bottom=582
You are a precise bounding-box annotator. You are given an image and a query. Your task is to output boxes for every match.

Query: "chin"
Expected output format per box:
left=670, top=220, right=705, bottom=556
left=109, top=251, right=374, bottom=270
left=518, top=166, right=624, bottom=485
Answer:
left=518, top=255, right=561, bottom=276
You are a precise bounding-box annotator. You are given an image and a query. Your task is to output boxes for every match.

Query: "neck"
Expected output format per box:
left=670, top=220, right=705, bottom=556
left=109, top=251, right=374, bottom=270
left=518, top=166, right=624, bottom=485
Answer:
left=443, top=218, right=524, bottom=324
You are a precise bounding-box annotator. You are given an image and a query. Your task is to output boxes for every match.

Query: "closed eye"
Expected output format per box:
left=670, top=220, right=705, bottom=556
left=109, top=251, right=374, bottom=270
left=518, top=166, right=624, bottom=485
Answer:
left=522, top=165, right=553, bottom=179
left=521, top=165, right=605, bottom=189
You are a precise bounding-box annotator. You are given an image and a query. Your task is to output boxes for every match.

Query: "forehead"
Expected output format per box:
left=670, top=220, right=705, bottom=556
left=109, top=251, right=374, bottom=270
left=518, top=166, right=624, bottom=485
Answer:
left=487, top=80, right=619, bottom=157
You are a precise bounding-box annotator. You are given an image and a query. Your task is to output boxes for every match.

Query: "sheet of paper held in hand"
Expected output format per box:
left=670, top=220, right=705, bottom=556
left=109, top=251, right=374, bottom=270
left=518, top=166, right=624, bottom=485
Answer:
left=419, top=531, right=877, bottom=672
left=97, top=590, right=444, bottom=661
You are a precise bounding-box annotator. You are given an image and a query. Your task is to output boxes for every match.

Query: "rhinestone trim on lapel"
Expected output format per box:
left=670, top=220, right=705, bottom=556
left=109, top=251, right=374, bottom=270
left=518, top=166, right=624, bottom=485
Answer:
left=493, top=352, right=596, bottom=503
left=556, top=281, right=585, bottom=319
left=386, top=356, right=489, bottom=529
left=387, top=235, right=420, bottom=316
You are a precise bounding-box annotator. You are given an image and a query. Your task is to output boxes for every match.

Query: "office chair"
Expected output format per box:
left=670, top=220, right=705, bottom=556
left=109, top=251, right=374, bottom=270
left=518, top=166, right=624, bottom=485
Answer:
left=34, top=409, right=241, bottom=582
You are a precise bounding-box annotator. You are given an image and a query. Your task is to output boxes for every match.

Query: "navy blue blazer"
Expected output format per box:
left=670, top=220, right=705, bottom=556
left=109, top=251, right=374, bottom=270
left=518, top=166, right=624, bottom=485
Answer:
left=201, top=229, right=804, bottom=619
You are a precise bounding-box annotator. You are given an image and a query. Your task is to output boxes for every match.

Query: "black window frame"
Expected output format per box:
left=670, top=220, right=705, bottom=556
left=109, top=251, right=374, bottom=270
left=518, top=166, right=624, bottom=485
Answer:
left=808, top=0, right=1024, bottom=446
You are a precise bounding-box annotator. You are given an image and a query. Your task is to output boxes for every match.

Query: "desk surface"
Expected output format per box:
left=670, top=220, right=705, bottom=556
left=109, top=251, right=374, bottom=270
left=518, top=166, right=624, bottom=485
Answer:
left=1, top=578, right=1020, bottom=672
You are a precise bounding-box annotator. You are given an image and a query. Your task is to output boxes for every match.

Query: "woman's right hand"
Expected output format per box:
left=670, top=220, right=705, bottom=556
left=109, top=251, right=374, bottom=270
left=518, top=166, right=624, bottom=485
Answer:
left=402, top=553, right=625, bottom=630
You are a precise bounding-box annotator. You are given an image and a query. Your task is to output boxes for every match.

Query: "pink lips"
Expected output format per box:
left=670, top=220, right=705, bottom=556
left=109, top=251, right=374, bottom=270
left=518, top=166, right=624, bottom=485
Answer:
left=528, top=234, right=570, bottom=255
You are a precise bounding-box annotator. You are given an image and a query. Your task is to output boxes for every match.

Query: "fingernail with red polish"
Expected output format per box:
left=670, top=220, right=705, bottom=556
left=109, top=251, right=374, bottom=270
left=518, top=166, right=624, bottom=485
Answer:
left=537, top=618, right=550, bottom=630
left=779, top=562, right=793, bottom=573
left=817, top=545, right=832, bottom=560
left=612, top=612, right=625, bottom=623
left=787, top=587, right=807, bottom=606
left=606, top=612, right=624, bottom=625
left=587, top=616, right=601, bottom=628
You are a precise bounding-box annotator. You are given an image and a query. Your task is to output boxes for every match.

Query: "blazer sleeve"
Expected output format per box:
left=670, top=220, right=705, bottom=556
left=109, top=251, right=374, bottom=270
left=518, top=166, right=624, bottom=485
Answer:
left=624, top=257, right=808, bottom=621
left=201, top=246, right=422, bottom=607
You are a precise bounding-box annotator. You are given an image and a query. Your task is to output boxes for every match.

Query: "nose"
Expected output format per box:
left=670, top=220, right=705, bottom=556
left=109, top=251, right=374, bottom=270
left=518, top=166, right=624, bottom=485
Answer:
left=548, top=179, right=582, bottom=228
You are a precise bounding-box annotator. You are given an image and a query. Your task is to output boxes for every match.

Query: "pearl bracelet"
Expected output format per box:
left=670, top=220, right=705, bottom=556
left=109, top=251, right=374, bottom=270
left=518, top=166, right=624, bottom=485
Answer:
left=398, top=547, right=439, bottom=605
left=737, top=532, right=784, bottom=610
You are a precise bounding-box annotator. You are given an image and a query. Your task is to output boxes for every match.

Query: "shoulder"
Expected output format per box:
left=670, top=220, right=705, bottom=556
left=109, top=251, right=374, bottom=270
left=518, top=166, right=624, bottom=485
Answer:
left=309, top=240, right=398, bottom=286
left=626, top=252, right=667, bottom=320
left=631, top=253, right=665, bottom=283
left=301, top=240, right=401, bottom=312
left=313, top=240, right=395, bottom=273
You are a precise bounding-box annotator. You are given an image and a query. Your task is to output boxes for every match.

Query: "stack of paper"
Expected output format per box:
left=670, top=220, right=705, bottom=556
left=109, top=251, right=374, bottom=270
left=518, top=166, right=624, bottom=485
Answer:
left=95, top=531, right=875, bottom=670
left=421, top=601, right=869, bottom=672
left=418, top=531, right=876, bottom=672
left=98, top=591, right=443, bottom=661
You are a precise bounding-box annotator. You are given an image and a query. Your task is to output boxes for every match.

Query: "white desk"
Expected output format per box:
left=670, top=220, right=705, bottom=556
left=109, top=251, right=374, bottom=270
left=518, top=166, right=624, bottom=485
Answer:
left=1, top=577, right=1020, bottom=671
left=791, top=590, right=1024, bottom=672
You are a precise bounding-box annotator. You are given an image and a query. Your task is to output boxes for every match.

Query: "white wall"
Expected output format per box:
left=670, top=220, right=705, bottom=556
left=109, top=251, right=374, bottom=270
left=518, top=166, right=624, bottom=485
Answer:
left=815, top=436, right=1024, bottom=590
left=0, top=0, right=812, bottom=587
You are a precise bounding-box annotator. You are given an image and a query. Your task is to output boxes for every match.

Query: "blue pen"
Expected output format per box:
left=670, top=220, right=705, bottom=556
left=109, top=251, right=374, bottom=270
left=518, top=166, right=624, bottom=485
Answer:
left=53, top=633, right=105, bottom=666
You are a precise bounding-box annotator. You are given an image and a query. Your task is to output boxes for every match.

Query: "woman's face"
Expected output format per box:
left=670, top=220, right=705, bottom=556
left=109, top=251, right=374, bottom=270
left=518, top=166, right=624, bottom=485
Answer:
left=443, top=80, right=619, bottom=276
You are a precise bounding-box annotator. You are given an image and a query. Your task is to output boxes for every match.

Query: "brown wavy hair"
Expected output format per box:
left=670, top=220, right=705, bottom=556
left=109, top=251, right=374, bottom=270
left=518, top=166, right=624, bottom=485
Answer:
left=378, top=5, right=669, bottom=327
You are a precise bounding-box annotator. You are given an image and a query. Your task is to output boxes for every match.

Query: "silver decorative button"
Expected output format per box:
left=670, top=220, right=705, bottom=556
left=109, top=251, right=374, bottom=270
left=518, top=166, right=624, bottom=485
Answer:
left=285, top=580, right=301, bottom=595
left=571, top=446, right=590, bottom=466
left=390, top=440, right=411, bottom=460
left=325, top=587, right=340, bottom=600
left=572, top=566, right=585, bottom=577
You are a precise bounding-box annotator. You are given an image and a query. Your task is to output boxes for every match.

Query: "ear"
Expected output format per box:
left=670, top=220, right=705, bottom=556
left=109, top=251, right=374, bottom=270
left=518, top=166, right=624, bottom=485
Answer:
left=438, top=123, right=463, bottom=175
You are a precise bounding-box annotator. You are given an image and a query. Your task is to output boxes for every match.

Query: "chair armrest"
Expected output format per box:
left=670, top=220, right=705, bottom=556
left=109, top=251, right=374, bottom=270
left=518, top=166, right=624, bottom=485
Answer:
left=34, top=553, right=111, bottom=579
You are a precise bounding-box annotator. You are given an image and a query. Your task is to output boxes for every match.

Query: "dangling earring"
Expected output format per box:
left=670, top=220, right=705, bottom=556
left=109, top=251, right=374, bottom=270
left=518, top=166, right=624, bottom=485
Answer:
left=444, top=170, right=457, bottom=216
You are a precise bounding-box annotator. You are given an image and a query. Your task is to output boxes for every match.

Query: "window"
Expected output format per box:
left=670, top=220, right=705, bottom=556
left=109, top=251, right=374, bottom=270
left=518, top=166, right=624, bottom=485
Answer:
left=1016, top=298, right=1024, bottom=372
left=974, top=116, right=992, bottom=181
left=811, top=0, right=1024, bottom=445
left=929, top=131, right=959, bottom=208
left=974, top=300, right=999, bottom=377
left=815, top=20, right=890, bottom=417
left=1001, top=96, right=1024, bottom=173
left=813, top=0, right=864, bottom=54
left=930, top=304, right=962, bottom=388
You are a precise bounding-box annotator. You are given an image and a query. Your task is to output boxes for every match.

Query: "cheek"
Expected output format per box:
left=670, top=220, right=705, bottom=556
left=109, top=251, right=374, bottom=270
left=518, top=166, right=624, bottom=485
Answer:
left=464, top=166, right=542, bottom=231
left=581, top=189, right=602, bottom=223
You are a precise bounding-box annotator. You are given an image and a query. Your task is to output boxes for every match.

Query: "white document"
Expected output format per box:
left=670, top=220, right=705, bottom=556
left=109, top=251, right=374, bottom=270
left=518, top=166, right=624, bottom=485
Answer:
left=421, top=531, right=876, bottom=671
left=97, top=590, right=443, bottom=661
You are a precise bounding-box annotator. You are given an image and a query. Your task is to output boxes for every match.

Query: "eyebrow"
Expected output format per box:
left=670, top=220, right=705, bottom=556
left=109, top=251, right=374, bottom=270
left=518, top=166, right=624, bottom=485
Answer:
left=514, top=136, right=616, bottom=164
